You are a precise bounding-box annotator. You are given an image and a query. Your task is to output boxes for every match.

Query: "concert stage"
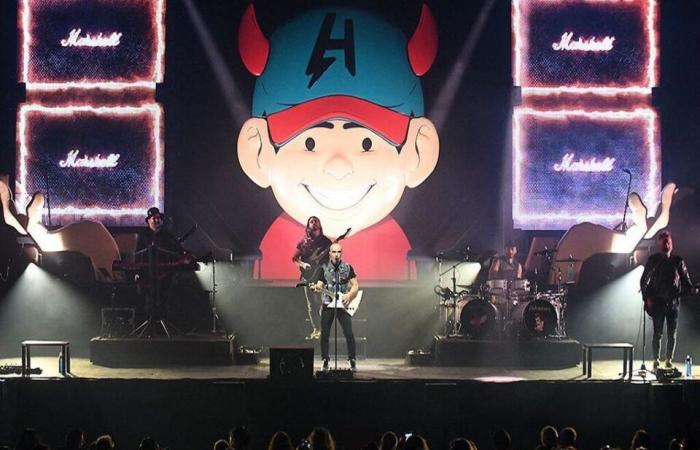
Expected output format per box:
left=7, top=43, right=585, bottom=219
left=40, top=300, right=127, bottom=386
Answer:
left=1, top=356, right=698, bottom=450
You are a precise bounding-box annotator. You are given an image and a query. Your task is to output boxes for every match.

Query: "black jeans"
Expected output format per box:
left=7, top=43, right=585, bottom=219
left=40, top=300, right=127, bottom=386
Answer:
left=651, top=304, right=679, bottom=361
left=321, top=307, right=356, bottom=360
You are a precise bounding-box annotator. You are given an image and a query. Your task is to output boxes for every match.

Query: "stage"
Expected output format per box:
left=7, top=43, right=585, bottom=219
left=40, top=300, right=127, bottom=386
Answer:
left=0, top=356, right=660, bottom=381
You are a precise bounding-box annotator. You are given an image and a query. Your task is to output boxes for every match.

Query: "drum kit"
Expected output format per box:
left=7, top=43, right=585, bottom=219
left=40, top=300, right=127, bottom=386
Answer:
left=439, top=280, right=567, bottom=340
left=435, top=247, right=572, bottom=340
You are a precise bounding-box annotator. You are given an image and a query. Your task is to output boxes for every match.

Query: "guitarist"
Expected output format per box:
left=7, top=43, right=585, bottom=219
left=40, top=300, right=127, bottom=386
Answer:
left=311, top=243, right=359, bottom=371
left=641, top=231, right=697, bottom=370
left=293, top=216, right=332, bottom=339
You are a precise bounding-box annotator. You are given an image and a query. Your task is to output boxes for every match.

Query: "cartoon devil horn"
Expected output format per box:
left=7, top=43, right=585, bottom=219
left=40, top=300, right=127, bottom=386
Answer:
left=407, top=4, right=438, bottom=76
left=238, top=4, right=269, bottom=76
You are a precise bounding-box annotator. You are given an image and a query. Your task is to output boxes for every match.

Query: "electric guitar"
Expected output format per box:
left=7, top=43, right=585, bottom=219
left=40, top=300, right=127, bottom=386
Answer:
left=296, top=282, right=363, bottom=317
left=643, top=283, right=700, bottom=317
left=299, top=228, right=351, bottom=280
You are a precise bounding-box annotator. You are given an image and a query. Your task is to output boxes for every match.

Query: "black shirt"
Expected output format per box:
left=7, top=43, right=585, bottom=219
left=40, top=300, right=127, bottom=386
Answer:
left=136, top=228, right=184, bottom=263
left=296, top=234, right=333, bottom=266
left=641, top=253, right=694, bottom=303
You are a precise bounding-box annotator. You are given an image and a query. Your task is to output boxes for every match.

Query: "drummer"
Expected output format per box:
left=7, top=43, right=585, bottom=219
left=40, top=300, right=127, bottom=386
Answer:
left=488, top=242, right=523, bottom=281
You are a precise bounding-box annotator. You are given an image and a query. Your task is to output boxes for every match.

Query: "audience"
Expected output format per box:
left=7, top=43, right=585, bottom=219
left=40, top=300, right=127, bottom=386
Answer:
left=58, top=429, right=85, bottom=450
left=631, top=429, right=651, bottom=450
left=93, top=435, right=115, bottom=450
left=380, top=432, right=398, bottom=450
left=308, top=427, right=335, bottom=450
left=4, top=423, right=698, bottom=450
left=559, top=427, right=577, bottom=449
left=268, top=432, right=293, bottom=450
left=214, top=439, right=232, bottom=450
left=538, top=426, right=559, bottom=450
left=139, top=437, right=160, bottom=450
left=403, top=434, right=430, bottom=450
left=231, top=427, right=252, bottom=450
left=493, top=429, right=511, bottom=450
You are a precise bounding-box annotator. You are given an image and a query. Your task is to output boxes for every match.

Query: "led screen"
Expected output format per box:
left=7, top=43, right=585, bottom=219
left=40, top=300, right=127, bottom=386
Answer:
left=513, top=107, right=661, bottom=230
left=16, top=104, right=164, bottom=225
left=513, top=0, right=657, bottom=95
left=19, top=0, right=165, bottom=90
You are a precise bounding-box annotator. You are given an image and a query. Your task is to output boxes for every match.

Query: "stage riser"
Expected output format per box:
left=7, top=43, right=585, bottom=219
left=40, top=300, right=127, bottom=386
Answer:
left=433, top=338, right=581, bottom=368
left=89, top=336, right=235, bottom=367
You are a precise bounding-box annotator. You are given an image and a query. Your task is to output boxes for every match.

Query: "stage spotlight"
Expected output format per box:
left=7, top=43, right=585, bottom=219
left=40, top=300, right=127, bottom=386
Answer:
left=429, top=0, right=498, bottom=130
left=569, top=265, right=644, bottom=344
left=0, top=263, right=98, bottom=356
left=183, top=0, right=249, bottom=122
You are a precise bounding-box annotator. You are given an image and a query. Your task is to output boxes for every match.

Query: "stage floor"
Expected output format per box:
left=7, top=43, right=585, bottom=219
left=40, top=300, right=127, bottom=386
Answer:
left=0, top=357, right=687, bottom=382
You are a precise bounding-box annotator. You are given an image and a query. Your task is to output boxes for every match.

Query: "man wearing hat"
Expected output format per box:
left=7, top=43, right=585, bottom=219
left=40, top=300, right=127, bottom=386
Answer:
left=136, top=206, right=184, bottom=263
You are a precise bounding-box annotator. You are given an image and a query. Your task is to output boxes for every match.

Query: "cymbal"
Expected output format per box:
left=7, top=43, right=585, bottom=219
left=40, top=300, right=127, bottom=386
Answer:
left=535, top=249, right=557, bottom=256
left=555, top=258, right=582, bottom=263
left=457, top=284, right=472, bottom=289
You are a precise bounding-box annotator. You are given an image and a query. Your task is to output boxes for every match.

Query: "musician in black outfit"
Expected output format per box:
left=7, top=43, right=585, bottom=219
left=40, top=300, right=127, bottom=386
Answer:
left=311, top=243, right=359, bottom=371
left=641, top=231, right=697, bottom=369
left=135, top=207, right=193, bottom=332
left=136, top=207, right=185, bottom=262
left=293, top=216, right=332, bottom=339
left=488, top=242, right=523, bottom=280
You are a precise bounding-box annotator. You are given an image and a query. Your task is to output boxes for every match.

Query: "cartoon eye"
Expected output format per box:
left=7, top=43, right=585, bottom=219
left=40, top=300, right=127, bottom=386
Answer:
left=362, top=137, right=373, bottom=151
left=305, top=137, right=316, bottom=151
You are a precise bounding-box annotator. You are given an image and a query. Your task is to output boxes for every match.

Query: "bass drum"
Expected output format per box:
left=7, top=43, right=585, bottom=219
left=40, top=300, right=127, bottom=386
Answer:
left=511, top=299, right=559, bottom=337
left=459, top=298, right=498, bottom=338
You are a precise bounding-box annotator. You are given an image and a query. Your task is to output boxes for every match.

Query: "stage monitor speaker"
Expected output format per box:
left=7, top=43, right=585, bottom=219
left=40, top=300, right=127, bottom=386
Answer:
left=41, top=251, right=94, bottom=285
left=269, top=347, right=313, bottom=382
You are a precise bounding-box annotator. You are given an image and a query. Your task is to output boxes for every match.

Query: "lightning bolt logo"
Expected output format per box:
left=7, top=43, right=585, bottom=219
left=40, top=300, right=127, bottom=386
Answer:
left=306, top=13, right=356, bottom=88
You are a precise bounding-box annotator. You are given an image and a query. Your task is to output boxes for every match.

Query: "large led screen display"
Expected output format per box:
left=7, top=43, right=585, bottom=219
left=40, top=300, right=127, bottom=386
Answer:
left=16, top=104, right=164, bottom=225
left=513, top=107, right=661, bottom=230
left=513, top=0, right=658, bottom=95
left=19, top=0, right=165, bottom=90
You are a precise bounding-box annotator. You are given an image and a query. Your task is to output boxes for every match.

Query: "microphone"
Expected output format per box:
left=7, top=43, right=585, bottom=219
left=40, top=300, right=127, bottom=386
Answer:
left=622, top=168, right=631, bottom=175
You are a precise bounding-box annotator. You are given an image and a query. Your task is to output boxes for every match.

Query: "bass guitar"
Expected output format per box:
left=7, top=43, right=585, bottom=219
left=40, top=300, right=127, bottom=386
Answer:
left=643, top=283, right=700, bottom=317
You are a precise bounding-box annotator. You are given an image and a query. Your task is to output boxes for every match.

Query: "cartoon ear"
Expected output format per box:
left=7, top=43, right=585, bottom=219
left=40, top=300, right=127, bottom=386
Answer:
left=237, top=118, right=276, bottom=188
left=402, top=117, right=440, bottom=188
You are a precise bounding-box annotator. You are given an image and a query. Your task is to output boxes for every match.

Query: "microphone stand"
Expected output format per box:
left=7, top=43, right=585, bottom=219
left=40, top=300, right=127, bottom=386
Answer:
left=618, top=170, right=633, bottom=232
left=334, top=264, right=339, bottom=371
left=636, top=301, right=651, bottom=380
left=438, top=260, right=467, bottom=336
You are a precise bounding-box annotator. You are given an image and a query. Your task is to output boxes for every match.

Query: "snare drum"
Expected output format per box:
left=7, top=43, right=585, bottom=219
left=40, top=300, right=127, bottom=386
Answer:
left=485, top=279, right=508, bottom=295
left=510, top=279, right=530, bottom=294
left=511, top=298, right=559, bottom=337
left=459, top=298, right=498, bottom=338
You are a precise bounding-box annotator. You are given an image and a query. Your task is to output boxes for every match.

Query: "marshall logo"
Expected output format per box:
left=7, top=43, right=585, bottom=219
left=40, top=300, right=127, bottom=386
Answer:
left=306, top=13, right=356, bottom=88
left=59, top=149, right=121, bottom=168
left=552, top=32, right=615, bottom=53
left=60, top=28, right=123, bottom=48
left=553, top=152, right=616, bottom=173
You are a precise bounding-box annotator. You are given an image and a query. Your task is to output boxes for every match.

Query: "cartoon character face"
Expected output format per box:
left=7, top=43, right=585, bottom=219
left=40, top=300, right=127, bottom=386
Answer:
left=237, top=5, right=439, bottom=238
left=239, top=117, right=438, bottom=237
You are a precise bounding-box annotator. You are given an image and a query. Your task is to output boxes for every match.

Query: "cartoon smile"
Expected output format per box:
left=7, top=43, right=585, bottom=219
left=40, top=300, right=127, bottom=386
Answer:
left=303, top=183, right=375, bottom=210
